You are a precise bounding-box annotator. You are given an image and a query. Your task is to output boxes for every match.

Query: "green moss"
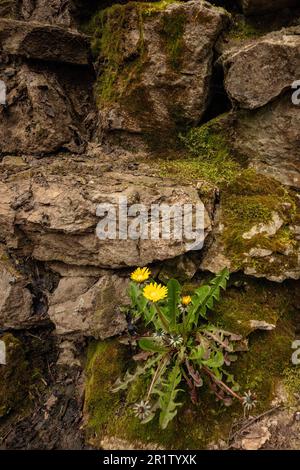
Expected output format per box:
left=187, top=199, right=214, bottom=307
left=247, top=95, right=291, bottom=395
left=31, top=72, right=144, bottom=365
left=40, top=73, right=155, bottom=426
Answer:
left=89, top=1, right=178, bottom=106
left=234, top=329, right=294, bottom=410
left=160, top=11, right=186, bottom=69
left=0, top=334, right=29, bottom=418
left=229, top=18, right=262, bottom=41
left=90, top=3, right=143, bottom=105
left=158, top=118, right=241, bottom=184
left=212, top=278, right=294, bottom=336
left=84, top=290, right=297, bottom=449
left=283, top=367, right=300, bottom=403
left=84, top=339, right=128, bottom=435
left=84, top=338, right=236, bottom=448
left=220, top=170, right=298, bottom=271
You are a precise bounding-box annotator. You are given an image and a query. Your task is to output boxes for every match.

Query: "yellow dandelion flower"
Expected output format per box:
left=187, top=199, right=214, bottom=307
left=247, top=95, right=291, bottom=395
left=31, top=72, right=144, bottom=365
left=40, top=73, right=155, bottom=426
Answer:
left=181, top=295, right=192, bottom=306
left=131, top=267, right=151, bottom=283
left=143, top=282, right=168, bottom=303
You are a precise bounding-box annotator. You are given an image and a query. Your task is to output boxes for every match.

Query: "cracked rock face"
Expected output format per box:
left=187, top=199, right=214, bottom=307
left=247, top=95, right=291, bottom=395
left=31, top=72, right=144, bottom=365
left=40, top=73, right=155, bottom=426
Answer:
left=222, top=27, right=300, bottom=110
left=0, top=249, right=33, bottom=329
left=0, top=61, right=94, bottom=155
left=0, top=0, right=76, bottom=27
left=94, top=0, right=229, bottom=144
left=48, top=274, right=129, bottom=338
left=0, top=18, right=94, bottom=156
left=221, top=27, right=300, bottom=189
left=0, top=156, right=212, bottom=268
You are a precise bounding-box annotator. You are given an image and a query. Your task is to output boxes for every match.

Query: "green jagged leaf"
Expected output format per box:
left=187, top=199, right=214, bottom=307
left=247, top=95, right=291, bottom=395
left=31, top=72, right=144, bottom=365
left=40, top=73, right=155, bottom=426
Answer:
left=203, top=350, right=224, bottom=369
left=129, top=281, right=147, bottom=315
left=187, top=268, right=230, bottom=325
left=139, top=338, right=169, bottom=354
left=112, top=355, right=160, bottom=393
left=189, top=345, right=205, bottom=361
left=166, top=279, right=181, bottom=330
left=144, top=303, right=157, bottom=326
left=155, top=363, right=183, bottom=429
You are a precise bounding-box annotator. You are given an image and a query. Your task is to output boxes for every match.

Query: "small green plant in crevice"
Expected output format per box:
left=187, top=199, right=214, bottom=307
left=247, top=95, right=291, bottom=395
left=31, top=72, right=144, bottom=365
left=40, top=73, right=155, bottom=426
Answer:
left=158, top=121, right=241, bottom=184
left=113, top=267, right=257, bottom=429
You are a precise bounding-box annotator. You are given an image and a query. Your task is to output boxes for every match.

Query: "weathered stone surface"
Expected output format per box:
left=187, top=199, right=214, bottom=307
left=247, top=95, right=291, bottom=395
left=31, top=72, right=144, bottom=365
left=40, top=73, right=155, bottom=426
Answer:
left=0, top=249, right=33, bottom=329
left=0, top=0, right=76, bottom=27
left=200, top=172, right=300, bottom=282
left=20, top=0, right=75, bottom=26
left=94, top=0, right=229, bottom=145
left=220, top=28, right=300, bottom=189
left=0, top=156, right=212, bottom=268
left=0, top=19, right=90, bottom=65
left=0, top=61, right=94, bottom=155
left=48, top=273, right=129, bottom=338
left=238, top=0, right=298, bottom=15
left=222, top=27, right=300, bottom=110
left=234, top=95, right=300, bottom=188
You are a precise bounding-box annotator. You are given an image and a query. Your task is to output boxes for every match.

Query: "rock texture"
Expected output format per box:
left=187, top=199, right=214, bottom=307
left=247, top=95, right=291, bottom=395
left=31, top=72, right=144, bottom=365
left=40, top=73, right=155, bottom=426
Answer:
left=48, top=273, right=129, bottom=338
left=94, top=0, right=229, bottom=145
left=222, top=27, right=300, bottom=110
left=0, top=250, right=33, bottom=329
left=0, top=0, right=76, bottom=27
left=0, top=19, right=90, bottom=64
left=221, top=27, right=300, bottom=188
left=0, top=155, right=212, bottom=268
left=0, top=0, right=300, bottom=452
left=0, top=16, right=94, bottom=155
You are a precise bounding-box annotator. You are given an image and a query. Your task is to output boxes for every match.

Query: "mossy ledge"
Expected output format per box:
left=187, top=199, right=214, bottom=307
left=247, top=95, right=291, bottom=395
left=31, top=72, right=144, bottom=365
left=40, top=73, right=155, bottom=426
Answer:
left=84, top=279, right=298, bottom=449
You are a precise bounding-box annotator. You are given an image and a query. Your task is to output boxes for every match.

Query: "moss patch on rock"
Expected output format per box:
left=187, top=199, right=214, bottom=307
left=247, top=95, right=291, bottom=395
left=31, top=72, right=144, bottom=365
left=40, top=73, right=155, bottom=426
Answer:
left=160, top=8, right=186, bottom=69
left=158, top=116, right=242, bottom=184
left=221, top=170, right=298, bottom=273
left=84, top=282, right=298, bottom=449
left=89, top=1, right=179, bottom=106
left=211, top=277, right=295, bottom=336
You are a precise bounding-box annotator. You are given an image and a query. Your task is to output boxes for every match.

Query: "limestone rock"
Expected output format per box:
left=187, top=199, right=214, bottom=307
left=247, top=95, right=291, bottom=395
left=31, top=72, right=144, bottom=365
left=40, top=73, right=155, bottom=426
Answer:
left=20, top=0, right=75, bottom=27
left=249, top=320, right=276, bottom=331
left=0, top=18, right=90, bottom=64
left=220, top=28, right=300, bottom=188
left=234, top=95, right=300, bottom=188
left=222, top=27, right=300, bottom=110
left=48, top=274, right=129, bottom=338
left=0, top=0, right=76, bottom=27
left=0, top=158, right=212, bottom=268
left=0, top=250, right=33, bottom=329
left=242, top=213, right=284, bottom=240
left=94, top=0, right=229, bottom=145
left=0, top=61, right=94, bottom=155
left=0, top=341, right=6, bottom=365
left=200, top=171, right=300, bottom=282
left=241, top=425, right=271, bottom=450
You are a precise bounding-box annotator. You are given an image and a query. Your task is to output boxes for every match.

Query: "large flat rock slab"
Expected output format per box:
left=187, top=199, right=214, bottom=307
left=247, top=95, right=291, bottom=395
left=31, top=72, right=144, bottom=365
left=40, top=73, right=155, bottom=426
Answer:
left=0, top=18, right=90, bottom=65
left=0, top=156, right=212, bottom=268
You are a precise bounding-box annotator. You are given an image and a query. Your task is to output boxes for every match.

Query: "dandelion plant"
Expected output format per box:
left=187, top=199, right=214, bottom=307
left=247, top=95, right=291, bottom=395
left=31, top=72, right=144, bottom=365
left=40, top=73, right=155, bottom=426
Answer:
left=113, top=267, right=257, bottom=429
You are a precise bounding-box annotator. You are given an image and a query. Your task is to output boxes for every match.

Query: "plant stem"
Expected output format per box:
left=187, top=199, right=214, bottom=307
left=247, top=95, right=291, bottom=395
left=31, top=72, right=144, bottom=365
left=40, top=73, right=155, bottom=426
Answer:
left=202, top=365, right=243, bottom=402
left=147, top=355, right=169, bottom=399
left=154, top=303, right=170, bottom=332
